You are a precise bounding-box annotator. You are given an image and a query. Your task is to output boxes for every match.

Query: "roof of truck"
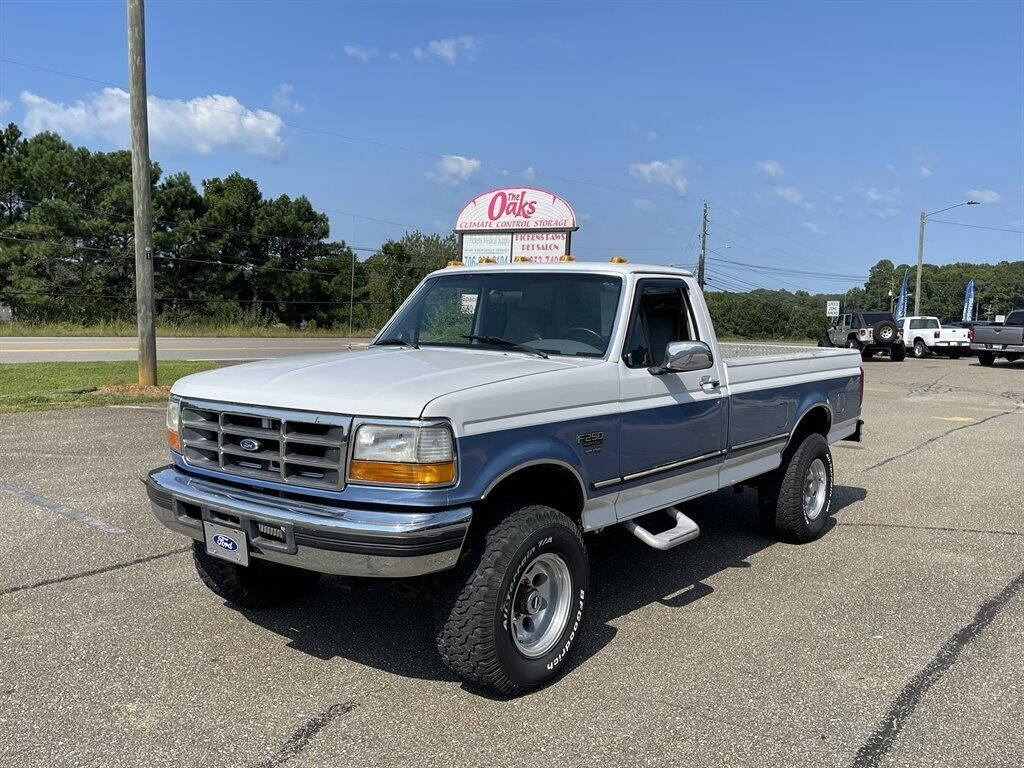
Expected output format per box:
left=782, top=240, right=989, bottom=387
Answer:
left=426, top=260, right=693, bottom=279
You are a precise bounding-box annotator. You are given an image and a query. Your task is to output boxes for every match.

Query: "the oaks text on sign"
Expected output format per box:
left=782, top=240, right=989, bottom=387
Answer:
left=455, top=187, right=578, bottom=232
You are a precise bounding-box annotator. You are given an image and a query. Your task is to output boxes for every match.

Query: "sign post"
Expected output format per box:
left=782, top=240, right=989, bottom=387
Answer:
left=455, top=187, right=578, bottom=265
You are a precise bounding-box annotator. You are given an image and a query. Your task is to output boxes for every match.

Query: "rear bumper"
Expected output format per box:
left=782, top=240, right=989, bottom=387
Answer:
left=146, top=465, right=471, bottom=578
left=971, top=343, right=1024, bottom=353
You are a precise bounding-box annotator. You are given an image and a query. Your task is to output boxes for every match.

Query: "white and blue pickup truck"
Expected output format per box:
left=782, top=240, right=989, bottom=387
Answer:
left=149, top=261, right=864, bottom=694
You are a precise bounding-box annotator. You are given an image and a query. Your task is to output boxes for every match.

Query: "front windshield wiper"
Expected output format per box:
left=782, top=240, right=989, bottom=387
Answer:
left=462, top=335, right=549, bottom=359
left=375, top=337, right=418, bottom=349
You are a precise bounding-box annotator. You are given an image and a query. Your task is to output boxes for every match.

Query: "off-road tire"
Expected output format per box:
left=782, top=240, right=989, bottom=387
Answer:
left=846, top=336, right=861, bottom=350
left=978, top=351, right=995, bottom=366
left=758, top=433, right=833, bottom=543
left=435, top=504, right=589, bottom=695
left=913, top=339, right=928, bottom=358
left=872, top=320, right=898, bottom=345
left=891, top=345, right=906, bottom=362
left=861, top=349, right=874, bottom=361
left=949, top=350, right=962, bottom=360
left=817, top=334, right=833, bottom=348
left=192, top=541, right=321, bottom=609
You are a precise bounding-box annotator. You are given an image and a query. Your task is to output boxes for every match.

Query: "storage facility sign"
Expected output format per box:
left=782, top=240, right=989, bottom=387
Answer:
left=455, top=187, right=577, bottom=233
left=455, top=187, right=578, bottom=265
left=826, top=301, right=840, bottom=317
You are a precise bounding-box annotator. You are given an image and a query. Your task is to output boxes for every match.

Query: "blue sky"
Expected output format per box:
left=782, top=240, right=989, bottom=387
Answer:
left=1, top=0, right=1021, bottom=293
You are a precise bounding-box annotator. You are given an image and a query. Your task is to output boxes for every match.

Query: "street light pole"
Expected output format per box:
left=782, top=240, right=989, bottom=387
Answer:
left=913, top=200, right=979, bottom=316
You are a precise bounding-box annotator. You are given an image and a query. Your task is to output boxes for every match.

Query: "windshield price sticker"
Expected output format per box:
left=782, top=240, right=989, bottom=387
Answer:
left=460, top=293, right=479, bottom=314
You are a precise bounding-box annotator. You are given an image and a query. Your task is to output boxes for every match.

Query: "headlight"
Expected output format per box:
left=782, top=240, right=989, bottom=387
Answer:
left=166, top=397, right=181, bottom=452
left=348, top=423, right=455, bottom=486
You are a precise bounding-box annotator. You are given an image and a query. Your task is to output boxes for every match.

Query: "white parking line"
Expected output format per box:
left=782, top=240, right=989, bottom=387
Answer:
left=0, top=483, right=126, bottom=535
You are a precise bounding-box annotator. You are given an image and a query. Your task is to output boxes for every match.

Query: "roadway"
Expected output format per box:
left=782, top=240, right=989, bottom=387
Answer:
left=1, top=356, right=1022, bottom=767
left=0, top=336, right=369, bottom=363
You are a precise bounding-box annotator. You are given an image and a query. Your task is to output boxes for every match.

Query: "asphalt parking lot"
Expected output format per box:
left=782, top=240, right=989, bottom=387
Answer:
left=1, top=355, right=1022, bottom=768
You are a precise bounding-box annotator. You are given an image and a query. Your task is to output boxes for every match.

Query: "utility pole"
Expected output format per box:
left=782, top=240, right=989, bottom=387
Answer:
left=128, top=0, right=157, bottom=386
left=697, top=201, right=708, bottom=289
left=914, top=210, right=926, bottom=316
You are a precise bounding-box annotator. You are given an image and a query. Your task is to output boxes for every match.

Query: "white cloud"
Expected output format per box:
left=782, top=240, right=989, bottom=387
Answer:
left=429, top=154, right=480, bottom=185
left=968, top=188, right=1000, bottom=203
left=389, top=52, right=401, bottom=60
left=20, top=88, right=284, bottom=157
left=919, top=166, right=932, bottom=177
left=755, top=160, right=784, bottom=179
left=633, top=198, right=655, bottom=211
left=413, top=36, right=480, bottom=65
left=523, top=166, right=536, bottom=179
left=0, top=98, right=10, bottom=116
left=801, top=222, right=822, bottom=234
left=343, top=44, right=376, bottom=63
left=628, top=158, right=688, bottom=194
left=271, top=84, right=304, bottom=113
left=773, top=185, right=814, bottom=210
left=884, top=163, right=896, bottom=172
left=862, top=186, right=902, bottom=204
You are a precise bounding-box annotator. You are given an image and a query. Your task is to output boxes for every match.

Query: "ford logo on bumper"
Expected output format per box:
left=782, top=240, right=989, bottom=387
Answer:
left=239, top=438, right=260, bottom=452
left=212, top=534, right=239, bottom=551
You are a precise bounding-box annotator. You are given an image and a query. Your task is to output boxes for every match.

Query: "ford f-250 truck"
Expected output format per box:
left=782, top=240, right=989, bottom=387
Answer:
left=970, top=309, right=1024, bottom=365
left=148, top=261, right=864, bottom=694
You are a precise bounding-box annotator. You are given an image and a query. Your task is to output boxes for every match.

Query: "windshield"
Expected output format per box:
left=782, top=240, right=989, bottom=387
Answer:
left=909, top=318, right=940, bottom=329
left=377, top=271, right=624, bottom=358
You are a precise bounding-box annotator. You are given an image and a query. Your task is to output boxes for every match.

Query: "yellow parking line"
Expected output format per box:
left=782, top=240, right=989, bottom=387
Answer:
left=933, top=416, right=976, bottom=422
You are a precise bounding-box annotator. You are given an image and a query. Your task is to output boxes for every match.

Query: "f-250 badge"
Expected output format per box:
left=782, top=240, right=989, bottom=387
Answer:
left=576, top=431, right=604, bottom=453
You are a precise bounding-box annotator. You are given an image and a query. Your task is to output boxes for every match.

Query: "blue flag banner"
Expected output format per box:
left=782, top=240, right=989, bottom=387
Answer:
left=962, top=279, right=975, bottom=322
left=895, top=269, right=909, bottom=320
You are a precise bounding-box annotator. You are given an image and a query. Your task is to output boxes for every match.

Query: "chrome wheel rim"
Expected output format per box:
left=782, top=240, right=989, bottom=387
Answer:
left=803, top=458, right=828, bottom=520
left=511, top=552, right=572, bottom=659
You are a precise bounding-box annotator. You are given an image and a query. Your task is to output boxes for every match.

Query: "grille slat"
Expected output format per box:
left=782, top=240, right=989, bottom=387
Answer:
left=179, top=401, right=350, bottom=491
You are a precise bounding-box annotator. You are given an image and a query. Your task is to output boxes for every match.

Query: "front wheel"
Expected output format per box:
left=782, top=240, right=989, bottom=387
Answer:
left=978, top=351, right=995, bottom=366
left=759, top=433, right=834, bottom=543
left=913, top=339, right=928, bottom=358
left=192, top=542, right=321, bottom=609
left=436, top=504, right=589, bottom=695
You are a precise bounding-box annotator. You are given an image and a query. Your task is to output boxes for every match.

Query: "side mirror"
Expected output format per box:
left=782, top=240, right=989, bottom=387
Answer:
left=649, top=340, right=713, bottom=375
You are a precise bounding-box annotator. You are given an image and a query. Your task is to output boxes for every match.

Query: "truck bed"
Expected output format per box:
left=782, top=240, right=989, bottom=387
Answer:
left=719, top=342, right=861, bottom=387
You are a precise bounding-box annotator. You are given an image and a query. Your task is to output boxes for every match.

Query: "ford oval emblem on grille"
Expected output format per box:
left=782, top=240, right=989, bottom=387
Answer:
left=239, top=438, right=260, bottom=452
left=213, top=534, right=238, bottom=551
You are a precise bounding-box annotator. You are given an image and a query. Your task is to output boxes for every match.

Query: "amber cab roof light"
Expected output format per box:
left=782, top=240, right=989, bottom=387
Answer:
left=610, top=257, right=628, bottom=264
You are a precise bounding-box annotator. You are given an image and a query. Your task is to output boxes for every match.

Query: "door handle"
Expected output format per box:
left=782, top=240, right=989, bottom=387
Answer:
left=699, top=375, right=720, bottom=391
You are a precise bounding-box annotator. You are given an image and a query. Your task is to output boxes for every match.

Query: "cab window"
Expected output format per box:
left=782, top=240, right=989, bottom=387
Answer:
left=622, top=280, right=696, bottom=368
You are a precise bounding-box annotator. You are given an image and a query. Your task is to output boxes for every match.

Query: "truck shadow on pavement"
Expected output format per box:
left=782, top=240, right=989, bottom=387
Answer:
left=238, top=484, right=866, bottom=695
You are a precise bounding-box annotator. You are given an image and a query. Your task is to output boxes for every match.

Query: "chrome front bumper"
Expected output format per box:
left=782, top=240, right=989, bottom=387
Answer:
left=146, top=465, right=472, bottom=578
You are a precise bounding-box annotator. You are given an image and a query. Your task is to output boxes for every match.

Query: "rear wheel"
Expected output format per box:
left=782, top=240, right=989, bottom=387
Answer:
left=192, top=542, right=321, bottom=609
left=436, top=504, right=589, bottom=695
left=912, top=339, right=928, bottom=358
left=949, top=350, right=962, bottom=360
left=890, top=345, right=906, bottom=362
left=846, top=337, right=861, bottom=350
left=759, top=433, right=834, bottom=543
left=978, top=351, right=995, bottom=366
left=861, top=349, right=874, bottom=360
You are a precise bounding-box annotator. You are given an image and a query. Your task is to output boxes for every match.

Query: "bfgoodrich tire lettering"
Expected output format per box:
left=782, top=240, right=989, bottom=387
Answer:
left=436, top=504, right=589, bottom=695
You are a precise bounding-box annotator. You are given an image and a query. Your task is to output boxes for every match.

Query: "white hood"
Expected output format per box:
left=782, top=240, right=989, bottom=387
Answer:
left=171, top=346, right=590, bottom=417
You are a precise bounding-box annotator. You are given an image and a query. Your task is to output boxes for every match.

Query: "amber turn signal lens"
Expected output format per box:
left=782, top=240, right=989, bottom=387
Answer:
left=167, top=428, right=180, bottom=452
left=349, top=459, right=455, bottom=486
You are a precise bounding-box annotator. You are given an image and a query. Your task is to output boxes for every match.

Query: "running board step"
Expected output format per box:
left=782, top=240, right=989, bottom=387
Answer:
left=624, top=506, right=700, bottom=551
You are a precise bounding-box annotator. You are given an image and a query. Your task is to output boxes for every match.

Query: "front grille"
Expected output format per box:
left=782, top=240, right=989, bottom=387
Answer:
left=179, top=401, right=351, bottom=491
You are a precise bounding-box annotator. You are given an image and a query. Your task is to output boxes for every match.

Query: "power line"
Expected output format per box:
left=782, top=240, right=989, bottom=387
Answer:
left=928, top=219, right=1024, bottom=234
left=1, top=56, right=692, bottom=201
left=706, top=253, right=868, bottom=281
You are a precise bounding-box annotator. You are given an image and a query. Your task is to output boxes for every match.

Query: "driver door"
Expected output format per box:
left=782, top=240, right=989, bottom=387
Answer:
left=615, top=279, right=727, bottom=520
